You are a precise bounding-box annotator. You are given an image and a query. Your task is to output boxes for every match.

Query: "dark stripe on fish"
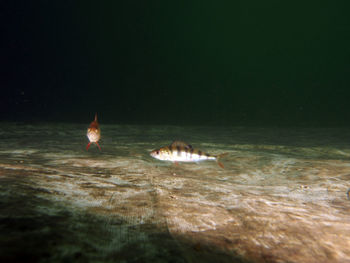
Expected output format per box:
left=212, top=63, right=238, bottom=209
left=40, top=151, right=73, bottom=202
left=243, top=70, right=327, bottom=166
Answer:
left=190, top=148, right=194, bottom=159
left=176, top=146, right=181, bottom=156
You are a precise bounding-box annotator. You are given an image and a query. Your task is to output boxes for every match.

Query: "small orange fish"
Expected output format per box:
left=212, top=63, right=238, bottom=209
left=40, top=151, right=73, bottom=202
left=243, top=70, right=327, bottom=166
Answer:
left=86, top=113, right=101, bottom=151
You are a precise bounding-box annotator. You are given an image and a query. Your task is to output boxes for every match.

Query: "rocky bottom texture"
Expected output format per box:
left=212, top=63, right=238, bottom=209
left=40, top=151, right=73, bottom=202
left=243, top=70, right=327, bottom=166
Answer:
left=0, top=123, right=350, bottom=263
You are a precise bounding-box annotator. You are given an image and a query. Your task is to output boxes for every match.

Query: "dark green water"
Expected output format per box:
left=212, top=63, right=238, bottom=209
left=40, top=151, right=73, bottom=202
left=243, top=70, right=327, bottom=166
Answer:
left=1, top=1, right=350, bottom=126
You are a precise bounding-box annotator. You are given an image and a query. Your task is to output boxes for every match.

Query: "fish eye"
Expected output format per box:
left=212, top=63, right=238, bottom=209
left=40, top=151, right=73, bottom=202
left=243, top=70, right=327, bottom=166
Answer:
left=156, top=151, right=159, bottom=155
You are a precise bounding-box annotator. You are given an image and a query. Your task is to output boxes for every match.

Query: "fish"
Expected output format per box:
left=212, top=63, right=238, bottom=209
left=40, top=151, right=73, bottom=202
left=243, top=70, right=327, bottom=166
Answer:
left=150, top=141, right=226, bottom=168
left=86, top=113, right=101, bottom=151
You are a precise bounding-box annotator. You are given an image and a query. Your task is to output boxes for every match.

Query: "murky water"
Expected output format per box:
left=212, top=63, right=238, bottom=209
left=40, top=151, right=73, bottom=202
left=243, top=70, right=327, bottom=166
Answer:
left=1, top=123, right=350, bottom=263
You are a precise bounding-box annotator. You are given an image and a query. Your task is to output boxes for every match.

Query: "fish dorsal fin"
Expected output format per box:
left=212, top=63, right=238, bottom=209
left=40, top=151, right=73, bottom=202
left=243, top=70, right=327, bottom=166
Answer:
left=170, top=141, right=193, bottom=149
left=94, top=113, right=98, bottom=122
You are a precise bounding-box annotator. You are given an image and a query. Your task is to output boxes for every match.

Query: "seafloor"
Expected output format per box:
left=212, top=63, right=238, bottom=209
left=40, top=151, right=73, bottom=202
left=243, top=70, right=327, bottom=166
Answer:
left=0, top=123, right=350, bottom=263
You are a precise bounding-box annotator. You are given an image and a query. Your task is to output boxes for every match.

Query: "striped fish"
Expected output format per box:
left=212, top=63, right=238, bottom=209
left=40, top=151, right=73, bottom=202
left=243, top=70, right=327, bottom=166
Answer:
left=150, top=141, right=225, bottom=168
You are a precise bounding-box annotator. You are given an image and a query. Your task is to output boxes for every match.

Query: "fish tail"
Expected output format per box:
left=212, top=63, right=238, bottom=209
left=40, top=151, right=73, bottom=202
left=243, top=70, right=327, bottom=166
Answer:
left=216, top=152, right=228, bottom=169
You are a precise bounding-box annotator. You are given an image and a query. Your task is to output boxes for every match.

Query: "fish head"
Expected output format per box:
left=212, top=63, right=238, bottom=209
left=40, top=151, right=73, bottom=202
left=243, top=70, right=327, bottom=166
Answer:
left=87, top=127, right=100, bottom=142
left=150, top=147, right=171, bottom=161
left=150, top=148, right=161, bottom=159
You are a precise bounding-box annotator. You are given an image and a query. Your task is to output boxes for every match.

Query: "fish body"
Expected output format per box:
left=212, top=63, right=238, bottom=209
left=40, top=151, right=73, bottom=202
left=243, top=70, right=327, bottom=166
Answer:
left=150, top=141, right=224, bottom=168
left=86, top=113, right=101, bottom=151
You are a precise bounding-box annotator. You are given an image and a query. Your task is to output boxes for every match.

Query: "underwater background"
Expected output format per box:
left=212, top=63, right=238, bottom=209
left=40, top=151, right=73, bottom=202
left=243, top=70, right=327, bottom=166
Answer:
left=1, top=1, right=350, bottom=263
left=1, top=1, right=350, bottom=126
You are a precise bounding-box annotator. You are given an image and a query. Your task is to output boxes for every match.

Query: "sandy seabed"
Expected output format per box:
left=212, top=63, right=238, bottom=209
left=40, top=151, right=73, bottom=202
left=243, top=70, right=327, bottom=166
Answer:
left=0, top=123, right=350, bottom=263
